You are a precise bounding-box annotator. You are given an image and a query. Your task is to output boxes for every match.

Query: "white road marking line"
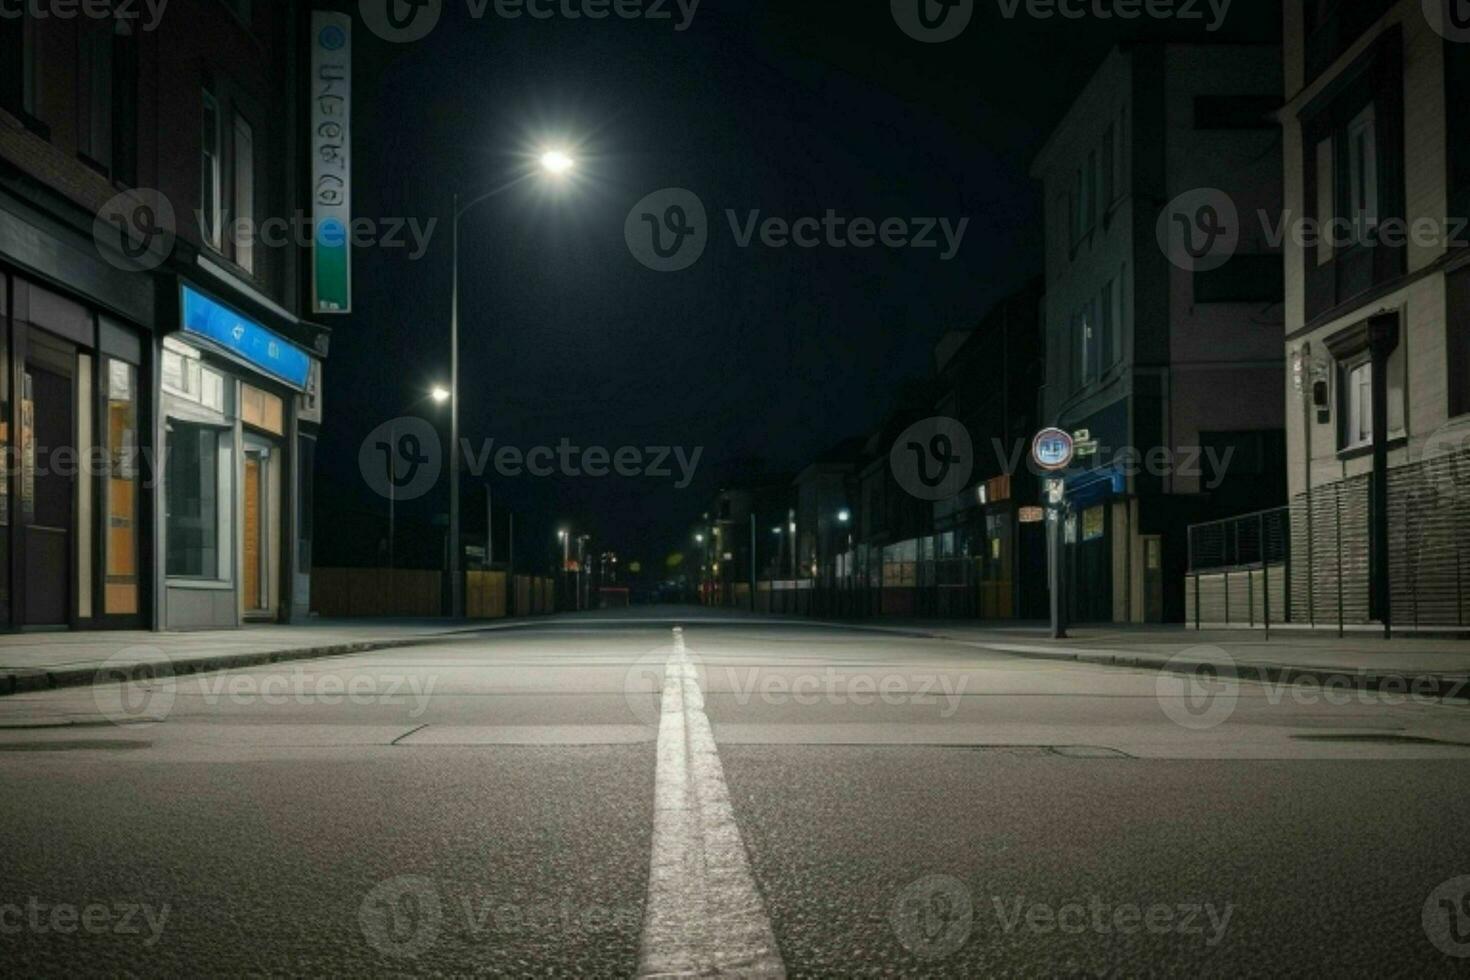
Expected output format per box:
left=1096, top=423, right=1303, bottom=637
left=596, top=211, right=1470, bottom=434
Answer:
left=638, top=628, right=785, bottom=978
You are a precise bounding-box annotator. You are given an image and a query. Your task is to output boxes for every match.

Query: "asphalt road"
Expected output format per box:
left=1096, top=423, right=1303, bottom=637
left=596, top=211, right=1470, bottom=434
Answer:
left=2, top=608, right=1469, bottom=976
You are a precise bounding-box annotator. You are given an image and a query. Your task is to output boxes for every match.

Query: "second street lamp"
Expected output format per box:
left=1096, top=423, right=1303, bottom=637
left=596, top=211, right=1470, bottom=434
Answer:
left=448, top=148, right=577, bottom=618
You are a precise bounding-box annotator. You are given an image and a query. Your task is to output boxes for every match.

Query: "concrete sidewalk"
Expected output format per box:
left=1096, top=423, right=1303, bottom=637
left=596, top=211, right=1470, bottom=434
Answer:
left=0, top=618, right=516, bottom=696
left=876, top=620, right=1470, bottom=697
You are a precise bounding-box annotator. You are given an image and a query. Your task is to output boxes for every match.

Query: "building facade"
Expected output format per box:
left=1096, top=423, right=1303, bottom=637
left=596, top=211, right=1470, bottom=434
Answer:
left=1032, top=43, right=1287, bottom=624
left=1279, top=0, right=1470, bottom=628
left=0, top=1, right=329, bottom=630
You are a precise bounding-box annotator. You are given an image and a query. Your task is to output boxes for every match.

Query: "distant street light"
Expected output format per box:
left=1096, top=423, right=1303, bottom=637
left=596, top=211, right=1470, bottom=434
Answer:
left=837, top=508, right=851, bottom=523
left=431, top=386, right=451, bottom=404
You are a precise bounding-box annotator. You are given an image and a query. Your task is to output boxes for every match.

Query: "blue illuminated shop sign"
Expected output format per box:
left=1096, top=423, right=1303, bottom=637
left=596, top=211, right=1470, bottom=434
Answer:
left=180, top=284, right=312, bottom=389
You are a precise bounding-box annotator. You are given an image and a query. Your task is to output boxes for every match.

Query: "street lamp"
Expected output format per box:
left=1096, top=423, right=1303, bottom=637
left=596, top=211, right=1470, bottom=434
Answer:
left=447, top=149, right=579, bottom=618
left=430, top=386, right=451, bottom=404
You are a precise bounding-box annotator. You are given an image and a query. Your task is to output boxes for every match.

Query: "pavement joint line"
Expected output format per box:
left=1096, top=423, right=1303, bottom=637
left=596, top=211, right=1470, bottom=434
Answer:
left=637, top=627, right=786, bottom=978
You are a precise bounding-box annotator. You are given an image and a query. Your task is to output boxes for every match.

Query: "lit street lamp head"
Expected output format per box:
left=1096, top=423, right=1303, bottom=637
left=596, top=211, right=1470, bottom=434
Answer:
left=430, top=386, right=451, bottom=404
left=540, top=149, right=574, bottom=176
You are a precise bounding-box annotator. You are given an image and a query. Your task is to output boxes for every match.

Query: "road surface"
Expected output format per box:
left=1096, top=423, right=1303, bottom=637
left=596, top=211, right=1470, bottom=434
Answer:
left=2, top=609, right=1469, bottom=975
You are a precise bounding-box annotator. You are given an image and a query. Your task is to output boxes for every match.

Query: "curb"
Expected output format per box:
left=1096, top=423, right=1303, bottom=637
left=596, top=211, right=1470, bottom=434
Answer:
left=0, top=637, right=446, bottom=699
left=943, top=638, right=1470, bottom=702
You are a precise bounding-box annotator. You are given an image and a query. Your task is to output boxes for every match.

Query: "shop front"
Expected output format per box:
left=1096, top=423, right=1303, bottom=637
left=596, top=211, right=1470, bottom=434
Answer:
left=0, top=272, right=149, bottom=631
left=158, top=282, right=318, bottom=630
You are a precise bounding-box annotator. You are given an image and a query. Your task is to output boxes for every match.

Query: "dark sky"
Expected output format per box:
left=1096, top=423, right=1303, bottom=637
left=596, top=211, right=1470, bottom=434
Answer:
left=316, top=0, right=1280, bottom=577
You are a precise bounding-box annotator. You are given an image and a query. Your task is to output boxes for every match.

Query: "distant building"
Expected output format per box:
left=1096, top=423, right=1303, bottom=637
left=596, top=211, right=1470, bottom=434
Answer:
left=1279, top=0, right=1470, bottom=627
left=0, top=2, right=330, bottom=629
left=1031, top=43, right=1287, bottom=623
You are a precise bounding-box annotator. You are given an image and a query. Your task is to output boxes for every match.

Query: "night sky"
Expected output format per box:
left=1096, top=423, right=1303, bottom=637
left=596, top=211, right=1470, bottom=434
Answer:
left=316, top=0, right=1280, bottom=578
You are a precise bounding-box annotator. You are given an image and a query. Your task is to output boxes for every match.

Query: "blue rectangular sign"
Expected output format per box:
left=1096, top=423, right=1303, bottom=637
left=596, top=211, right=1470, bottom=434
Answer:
left=180, top=285, right=313, bottom=390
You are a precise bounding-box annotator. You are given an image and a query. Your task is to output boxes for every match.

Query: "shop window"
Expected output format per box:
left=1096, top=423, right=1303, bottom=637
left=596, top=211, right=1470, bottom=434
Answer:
left=1082, top=506, right=1105, bottom=542
left=105, top=359, right=140, bottom=614
left=241, top=385, right=283, bottom=435
left=162, top=341, right=226, bottom=412
left=165, top=421, right=221, bottom=579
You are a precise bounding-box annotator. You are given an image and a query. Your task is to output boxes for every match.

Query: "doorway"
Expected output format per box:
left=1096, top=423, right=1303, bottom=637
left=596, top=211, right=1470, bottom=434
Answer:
left=22, top=360, right=73, bottom=626
left=240, top=440, right=280, bottom=620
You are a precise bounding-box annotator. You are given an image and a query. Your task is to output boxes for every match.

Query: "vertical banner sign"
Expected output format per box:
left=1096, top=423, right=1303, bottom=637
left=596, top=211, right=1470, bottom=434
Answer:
left=311, top=11, right=352, bottom=314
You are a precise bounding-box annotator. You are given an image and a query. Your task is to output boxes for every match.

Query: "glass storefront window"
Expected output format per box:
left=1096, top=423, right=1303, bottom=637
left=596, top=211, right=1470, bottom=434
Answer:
left=165, top=421, right=220, bottom=578
left=105, top=359, right=139, bottom=614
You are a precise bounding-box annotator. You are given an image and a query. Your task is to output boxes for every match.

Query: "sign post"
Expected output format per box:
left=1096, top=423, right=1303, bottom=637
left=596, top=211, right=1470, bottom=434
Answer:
left=1032, top=429, right=1075, bottom=640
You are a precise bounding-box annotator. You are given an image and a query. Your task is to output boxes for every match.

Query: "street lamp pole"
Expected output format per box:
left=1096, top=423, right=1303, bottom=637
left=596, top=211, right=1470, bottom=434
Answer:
left=446, top=151, right=575, bottom=619
left=449, top=193, right=463, bottom=618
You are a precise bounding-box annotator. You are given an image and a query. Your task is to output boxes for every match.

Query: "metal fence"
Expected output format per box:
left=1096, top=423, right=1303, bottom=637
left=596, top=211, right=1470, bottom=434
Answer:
left=1186, top=507, right=1291, bottom=632
left=1186, top=453, right=1470, bottom=633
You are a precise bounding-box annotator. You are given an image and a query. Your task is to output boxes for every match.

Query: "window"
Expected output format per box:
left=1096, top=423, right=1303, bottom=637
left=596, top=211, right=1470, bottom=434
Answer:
left=77, top=17, right=137, bottom=182
left=1347, top=104, right=1378, bottom=242
left=1070, top=171, right=1082, bottom=247
left=202, top=90, right=223, bottom=250
left=1100, top=125, right=1115, bottom=208
left=1108, top=269, right=1124, bottom=365
left=1099, top=279, right=1115, bottom=372
left=166, top=421, right=221, bottom=579
left=1082, top=150, right=1096, bottom=234
left=1447, top=266, right=1470, bottom=418
left=1344, top=360, right=1372, bottom=449
left=1, top=11, right=41, bottom=123
left=1314, top=137, right=1334, bottom=266
left=162, top=340, right=227, bottom=412
left=1339, top=347, right=1406, bottom=451
left=105, top=359, right=140, bottom=615
left=233, top=115, right=255, bottom=273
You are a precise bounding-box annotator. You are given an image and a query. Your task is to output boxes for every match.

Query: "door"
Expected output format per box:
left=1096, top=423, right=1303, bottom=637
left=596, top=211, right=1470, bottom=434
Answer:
left=242, top=454, right=263, bottom=612
left=240, top=441, right=279, bottom=619
left=23, top=364, right=73, bottom=625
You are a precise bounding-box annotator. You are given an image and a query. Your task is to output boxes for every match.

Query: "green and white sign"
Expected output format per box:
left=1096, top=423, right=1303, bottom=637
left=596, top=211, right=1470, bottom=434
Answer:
left=310, top=11, right=352, bottom=314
